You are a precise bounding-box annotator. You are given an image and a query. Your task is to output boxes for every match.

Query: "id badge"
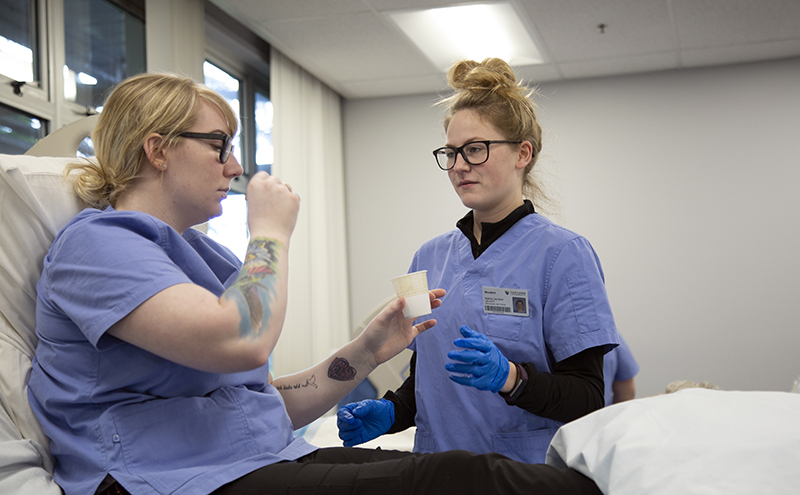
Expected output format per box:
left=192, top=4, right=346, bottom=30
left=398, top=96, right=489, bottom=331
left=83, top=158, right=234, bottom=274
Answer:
left=483, top=287, right=529, bottom=317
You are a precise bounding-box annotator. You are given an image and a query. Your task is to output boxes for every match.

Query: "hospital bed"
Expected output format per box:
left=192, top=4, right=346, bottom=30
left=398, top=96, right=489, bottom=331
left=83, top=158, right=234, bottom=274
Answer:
left=2, top=117, right=799, bottom=494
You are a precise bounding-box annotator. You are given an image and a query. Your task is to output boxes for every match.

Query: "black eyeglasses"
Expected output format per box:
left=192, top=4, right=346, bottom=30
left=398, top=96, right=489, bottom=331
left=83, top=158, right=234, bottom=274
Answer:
left=178, top=132, right=234, bottom=163
left=432, top=140, right=523, bottom=170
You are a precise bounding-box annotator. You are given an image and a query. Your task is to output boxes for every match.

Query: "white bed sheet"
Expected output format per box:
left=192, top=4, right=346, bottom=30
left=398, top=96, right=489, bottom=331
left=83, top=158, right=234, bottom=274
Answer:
left=299, top=413, right=416, bottom=452
left=546, top=388, right=800, bottom=495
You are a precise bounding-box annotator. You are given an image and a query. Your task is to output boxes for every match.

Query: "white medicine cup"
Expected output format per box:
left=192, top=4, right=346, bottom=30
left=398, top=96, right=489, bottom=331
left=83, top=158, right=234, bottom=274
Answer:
left=390, top=270, right=431, bottom=319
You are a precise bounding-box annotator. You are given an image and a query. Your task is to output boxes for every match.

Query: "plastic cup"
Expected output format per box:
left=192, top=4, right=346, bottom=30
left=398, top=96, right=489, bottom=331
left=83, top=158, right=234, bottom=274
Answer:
left=390, top=270, right=431, bottom=319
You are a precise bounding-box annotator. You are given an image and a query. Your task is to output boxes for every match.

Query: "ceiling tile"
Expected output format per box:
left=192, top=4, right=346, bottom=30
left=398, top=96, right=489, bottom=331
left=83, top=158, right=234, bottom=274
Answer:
left=672, top=0, right=800, bottom=49
left=558, top=51, right=680, bottom=79
left=342, top=73, right=449, bottom=99
left=520, top=0, right=679, bottom=61
left=681, top=39, right=800, bottom=68
left=261, top=13, right=439, bottom=83
left=514, top=63, right=566, bottom=84
left=214, top=0, right=371, bottom=22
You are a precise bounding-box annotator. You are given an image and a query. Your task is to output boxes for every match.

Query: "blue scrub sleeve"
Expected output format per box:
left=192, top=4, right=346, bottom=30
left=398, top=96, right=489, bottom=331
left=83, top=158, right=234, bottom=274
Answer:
left=613, top=335, right=639, bottom=382
left=43, top=214, right=193, bottom=347
left=542, top=237, right=618, bottom=362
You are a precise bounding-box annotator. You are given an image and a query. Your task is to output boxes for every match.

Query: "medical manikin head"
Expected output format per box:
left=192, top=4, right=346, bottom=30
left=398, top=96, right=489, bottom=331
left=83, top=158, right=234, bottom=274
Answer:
left=439, top=58, right=545, bottom=209
left=67, top=72, right=237, bottom=209
left=664, top=380, right=720, bottom=394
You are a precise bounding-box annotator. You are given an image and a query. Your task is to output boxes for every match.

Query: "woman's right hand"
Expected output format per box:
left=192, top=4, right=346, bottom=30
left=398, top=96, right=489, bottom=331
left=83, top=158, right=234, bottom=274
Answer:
left=337, top=399, right=395, bottom=447
left=359, top=290, right=445, bottom=368
left=245, top=171, right=300, bottom=240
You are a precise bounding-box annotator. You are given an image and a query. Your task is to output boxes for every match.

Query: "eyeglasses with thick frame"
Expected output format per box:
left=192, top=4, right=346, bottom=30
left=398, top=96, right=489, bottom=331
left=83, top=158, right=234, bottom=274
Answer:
left=432, top=140, right=523, bottom=170
left=178, top=132, right=234, bottom=163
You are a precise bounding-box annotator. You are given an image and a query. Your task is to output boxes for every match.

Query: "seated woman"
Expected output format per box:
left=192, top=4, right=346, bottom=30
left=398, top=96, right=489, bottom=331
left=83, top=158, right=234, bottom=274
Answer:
left=26, top=73, right=602, bottom=495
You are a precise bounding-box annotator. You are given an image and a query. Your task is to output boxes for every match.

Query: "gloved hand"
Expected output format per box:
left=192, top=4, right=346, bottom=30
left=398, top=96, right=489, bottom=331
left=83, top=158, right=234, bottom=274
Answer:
left=336, top=398, right=395, bottom=447
left=445, top=325, right=510, bottom=393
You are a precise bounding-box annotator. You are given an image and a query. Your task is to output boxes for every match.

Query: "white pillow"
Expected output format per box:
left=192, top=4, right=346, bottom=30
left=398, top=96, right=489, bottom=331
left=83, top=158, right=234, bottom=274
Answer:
left=546, top=388, right=800, bottom=495
left=0, top=154, right=86, bottom=490
left=0, top=154, right=84, bottom=353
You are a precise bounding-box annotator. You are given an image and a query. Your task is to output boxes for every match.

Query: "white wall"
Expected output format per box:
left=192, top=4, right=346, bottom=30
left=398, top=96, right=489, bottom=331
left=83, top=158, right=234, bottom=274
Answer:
left=343, top=56, right=800, bottom=398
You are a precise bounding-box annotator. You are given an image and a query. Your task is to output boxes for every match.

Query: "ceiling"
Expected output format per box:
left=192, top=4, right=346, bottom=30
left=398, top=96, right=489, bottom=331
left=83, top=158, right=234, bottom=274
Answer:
left=209, top=0, right=800, bottom=100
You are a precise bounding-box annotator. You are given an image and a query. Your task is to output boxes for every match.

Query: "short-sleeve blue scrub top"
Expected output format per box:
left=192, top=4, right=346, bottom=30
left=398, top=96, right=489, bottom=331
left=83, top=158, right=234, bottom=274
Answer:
left=408, top=213, right=619, bottom=464
left=27, top=207, right=316, bottom=495
left=602, top=333, right=639, bottom=406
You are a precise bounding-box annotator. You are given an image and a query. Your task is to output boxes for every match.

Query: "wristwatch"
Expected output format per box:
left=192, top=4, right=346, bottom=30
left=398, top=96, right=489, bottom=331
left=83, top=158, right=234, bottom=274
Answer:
left=499, top=362, right=528, bottom=401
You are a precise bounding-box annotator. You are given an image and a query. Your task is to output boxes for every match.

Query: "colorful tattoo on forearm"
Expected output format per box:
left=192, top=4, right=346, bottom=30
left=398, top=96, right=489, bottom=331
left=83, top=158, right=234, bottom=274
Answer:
left=328, top=357, right=357, bottom=381
left=224, top=237, right=282, bottom=338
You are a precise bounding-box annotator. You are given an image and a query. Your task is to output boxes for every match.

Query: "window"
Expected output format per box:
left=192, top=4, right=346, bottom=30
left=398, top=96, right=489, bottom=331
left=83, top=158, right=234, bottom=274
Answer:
left=204, top=2, right=272, bottom=260
left=201, top=61, right=273, bottom=179
left=0, top=0, right=48, bottom=152
left=0, top=101, right=44, bottom=154
left=0, top=0, right=40, bottom=84
left=203, top=60, right=273, bottom=261
left=203, top=61, right=242, bottom=165
left=254, top=88, right=273, bottom=175
left=63, top=0, right=146, bottom=110
left=203, top=61, right=247, bottom=260
left=0, top=0, right=145, bottom=155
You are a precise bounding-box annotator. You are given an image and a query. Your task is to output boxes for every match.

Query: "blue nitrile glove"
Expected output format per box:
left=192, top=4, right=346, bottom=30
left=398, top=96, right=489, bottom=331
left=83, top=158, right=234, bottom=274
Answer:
left=336, top=398, right=395, bottom=447
left=445, top=325, right=510, bottom=393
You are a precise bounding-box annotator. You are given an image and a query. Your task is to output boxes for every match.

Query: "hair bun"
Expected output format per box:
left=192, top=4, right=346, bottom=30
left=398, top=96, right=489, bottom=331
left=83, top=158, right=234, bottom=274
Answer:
left=448, top=58, right=517, bottom=95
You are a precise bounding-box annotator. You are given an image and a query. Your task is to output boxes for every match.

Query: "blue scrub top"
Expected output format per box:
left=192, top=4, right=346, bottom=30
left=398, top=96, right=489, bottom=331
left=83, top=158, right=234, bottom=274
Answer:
left=603, top=334, right=639, bottom=406
left=28, top=207, right=315, bottom=495
left=409, top=213, right=619, bottom=464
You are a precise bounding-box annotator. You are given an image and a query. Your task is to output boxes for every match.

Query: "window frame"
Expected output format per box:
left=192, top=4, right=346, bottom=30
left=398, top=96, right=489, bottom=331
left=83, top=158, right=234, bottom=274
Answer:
left=0, top=0, right=147, bottom=145
left=1, top=0, right=269, bottom=162
left=0, top=0, right=52, bottom=129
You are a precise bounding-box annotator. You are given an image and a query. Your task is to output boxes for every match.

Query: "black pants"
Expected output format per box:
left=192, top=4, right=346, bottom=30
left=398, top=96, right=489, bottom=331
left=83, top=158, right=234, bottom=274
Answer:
left=211, top=447, right=601, bottom=495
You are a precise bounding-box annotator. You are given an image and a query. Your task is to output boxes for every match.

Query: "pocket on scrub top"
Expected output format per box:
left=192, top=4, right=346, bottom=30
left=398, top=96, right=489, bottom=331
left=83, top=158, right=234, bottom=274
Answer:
left=493, top=428, right=558, bottom=464
left=414, top=430, right=436, bottom=453
left=113, top=393, right=248, bottom=492
left=483, top=313, right=523, bottom=342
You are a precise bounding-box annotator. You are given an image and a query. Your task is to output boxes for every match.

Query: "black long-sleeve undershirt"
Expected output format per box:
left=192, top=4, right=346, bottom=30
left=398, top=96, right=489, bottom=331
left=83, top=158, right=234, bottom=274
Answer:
left=384, top=345, right=605, bottom=433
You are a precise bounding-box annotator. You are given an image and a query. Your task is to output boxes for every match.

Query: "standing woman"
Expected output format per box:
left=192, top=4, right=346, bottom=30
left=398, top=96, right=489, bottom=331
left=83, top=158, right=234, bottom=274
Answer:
left=27, top=72, right=603, bottom=495
left=338, top=58, right=620, bottom=464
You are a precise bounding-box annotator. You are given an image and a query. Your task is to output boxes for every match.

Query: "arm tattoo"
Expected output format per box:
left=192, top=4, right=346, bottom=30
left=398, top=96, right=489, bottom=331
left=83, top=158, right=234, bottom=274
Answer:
left=328, top=357, right=357, bottom=381
left=275, top=375, right=318, bottom=391
left=223, top=237, right=283, bottom=338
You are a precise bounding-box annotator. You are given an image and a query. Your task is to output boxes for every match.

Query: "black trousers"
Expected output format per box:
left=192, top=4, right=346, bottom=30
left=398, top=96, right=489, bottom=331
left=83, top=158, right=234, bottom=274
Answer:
left=211, top=447, right=601, bottom=495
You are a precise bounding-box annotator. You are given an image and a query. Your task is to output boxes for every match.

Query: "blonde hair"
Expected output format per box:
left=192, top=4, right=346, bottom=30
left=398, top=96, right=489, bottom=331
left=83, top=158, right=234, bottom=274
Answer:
left=439, top=58, right=546, bottom=208
left=67, top=72, right=237, bottom=208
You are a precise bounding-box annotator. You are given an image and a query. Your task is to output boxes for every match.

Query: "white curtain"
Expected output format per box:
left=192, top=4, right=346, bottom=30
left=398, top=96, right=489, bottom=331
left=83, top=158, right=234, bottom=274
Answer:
left=270, top=48, right=351, bottom=377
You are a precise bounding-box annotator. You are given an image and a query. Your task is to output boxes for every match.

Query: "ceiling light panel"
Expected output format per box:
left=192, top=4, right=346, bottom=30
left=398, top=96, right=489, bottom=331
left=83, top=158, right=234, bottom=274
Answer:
left=387, top=2, right=544, bottom=72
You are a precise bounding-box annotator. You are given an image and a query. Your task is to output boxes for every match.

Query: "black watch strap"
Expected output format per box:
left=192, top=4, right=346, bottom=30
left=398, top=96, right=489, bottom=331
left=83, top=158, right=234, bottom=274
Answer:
left=499, top=362, right=528, bottom=401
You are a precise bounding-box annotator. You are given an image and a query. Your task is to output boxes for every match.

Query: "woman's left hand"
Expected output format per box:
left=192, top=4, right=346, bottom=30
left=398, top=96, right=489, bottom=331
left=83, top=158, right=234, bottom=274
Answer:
left=361, top=289, right=445, bottom=366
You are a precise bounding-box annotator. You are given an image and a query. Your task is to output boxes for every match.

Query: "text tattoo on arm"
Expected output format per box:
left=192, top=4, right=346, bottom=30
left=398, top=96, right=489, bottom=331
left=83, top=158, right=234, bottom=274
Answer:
left=223, top=237, right=283, bottom=338
left=275, top=375, right=318, bottom=391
